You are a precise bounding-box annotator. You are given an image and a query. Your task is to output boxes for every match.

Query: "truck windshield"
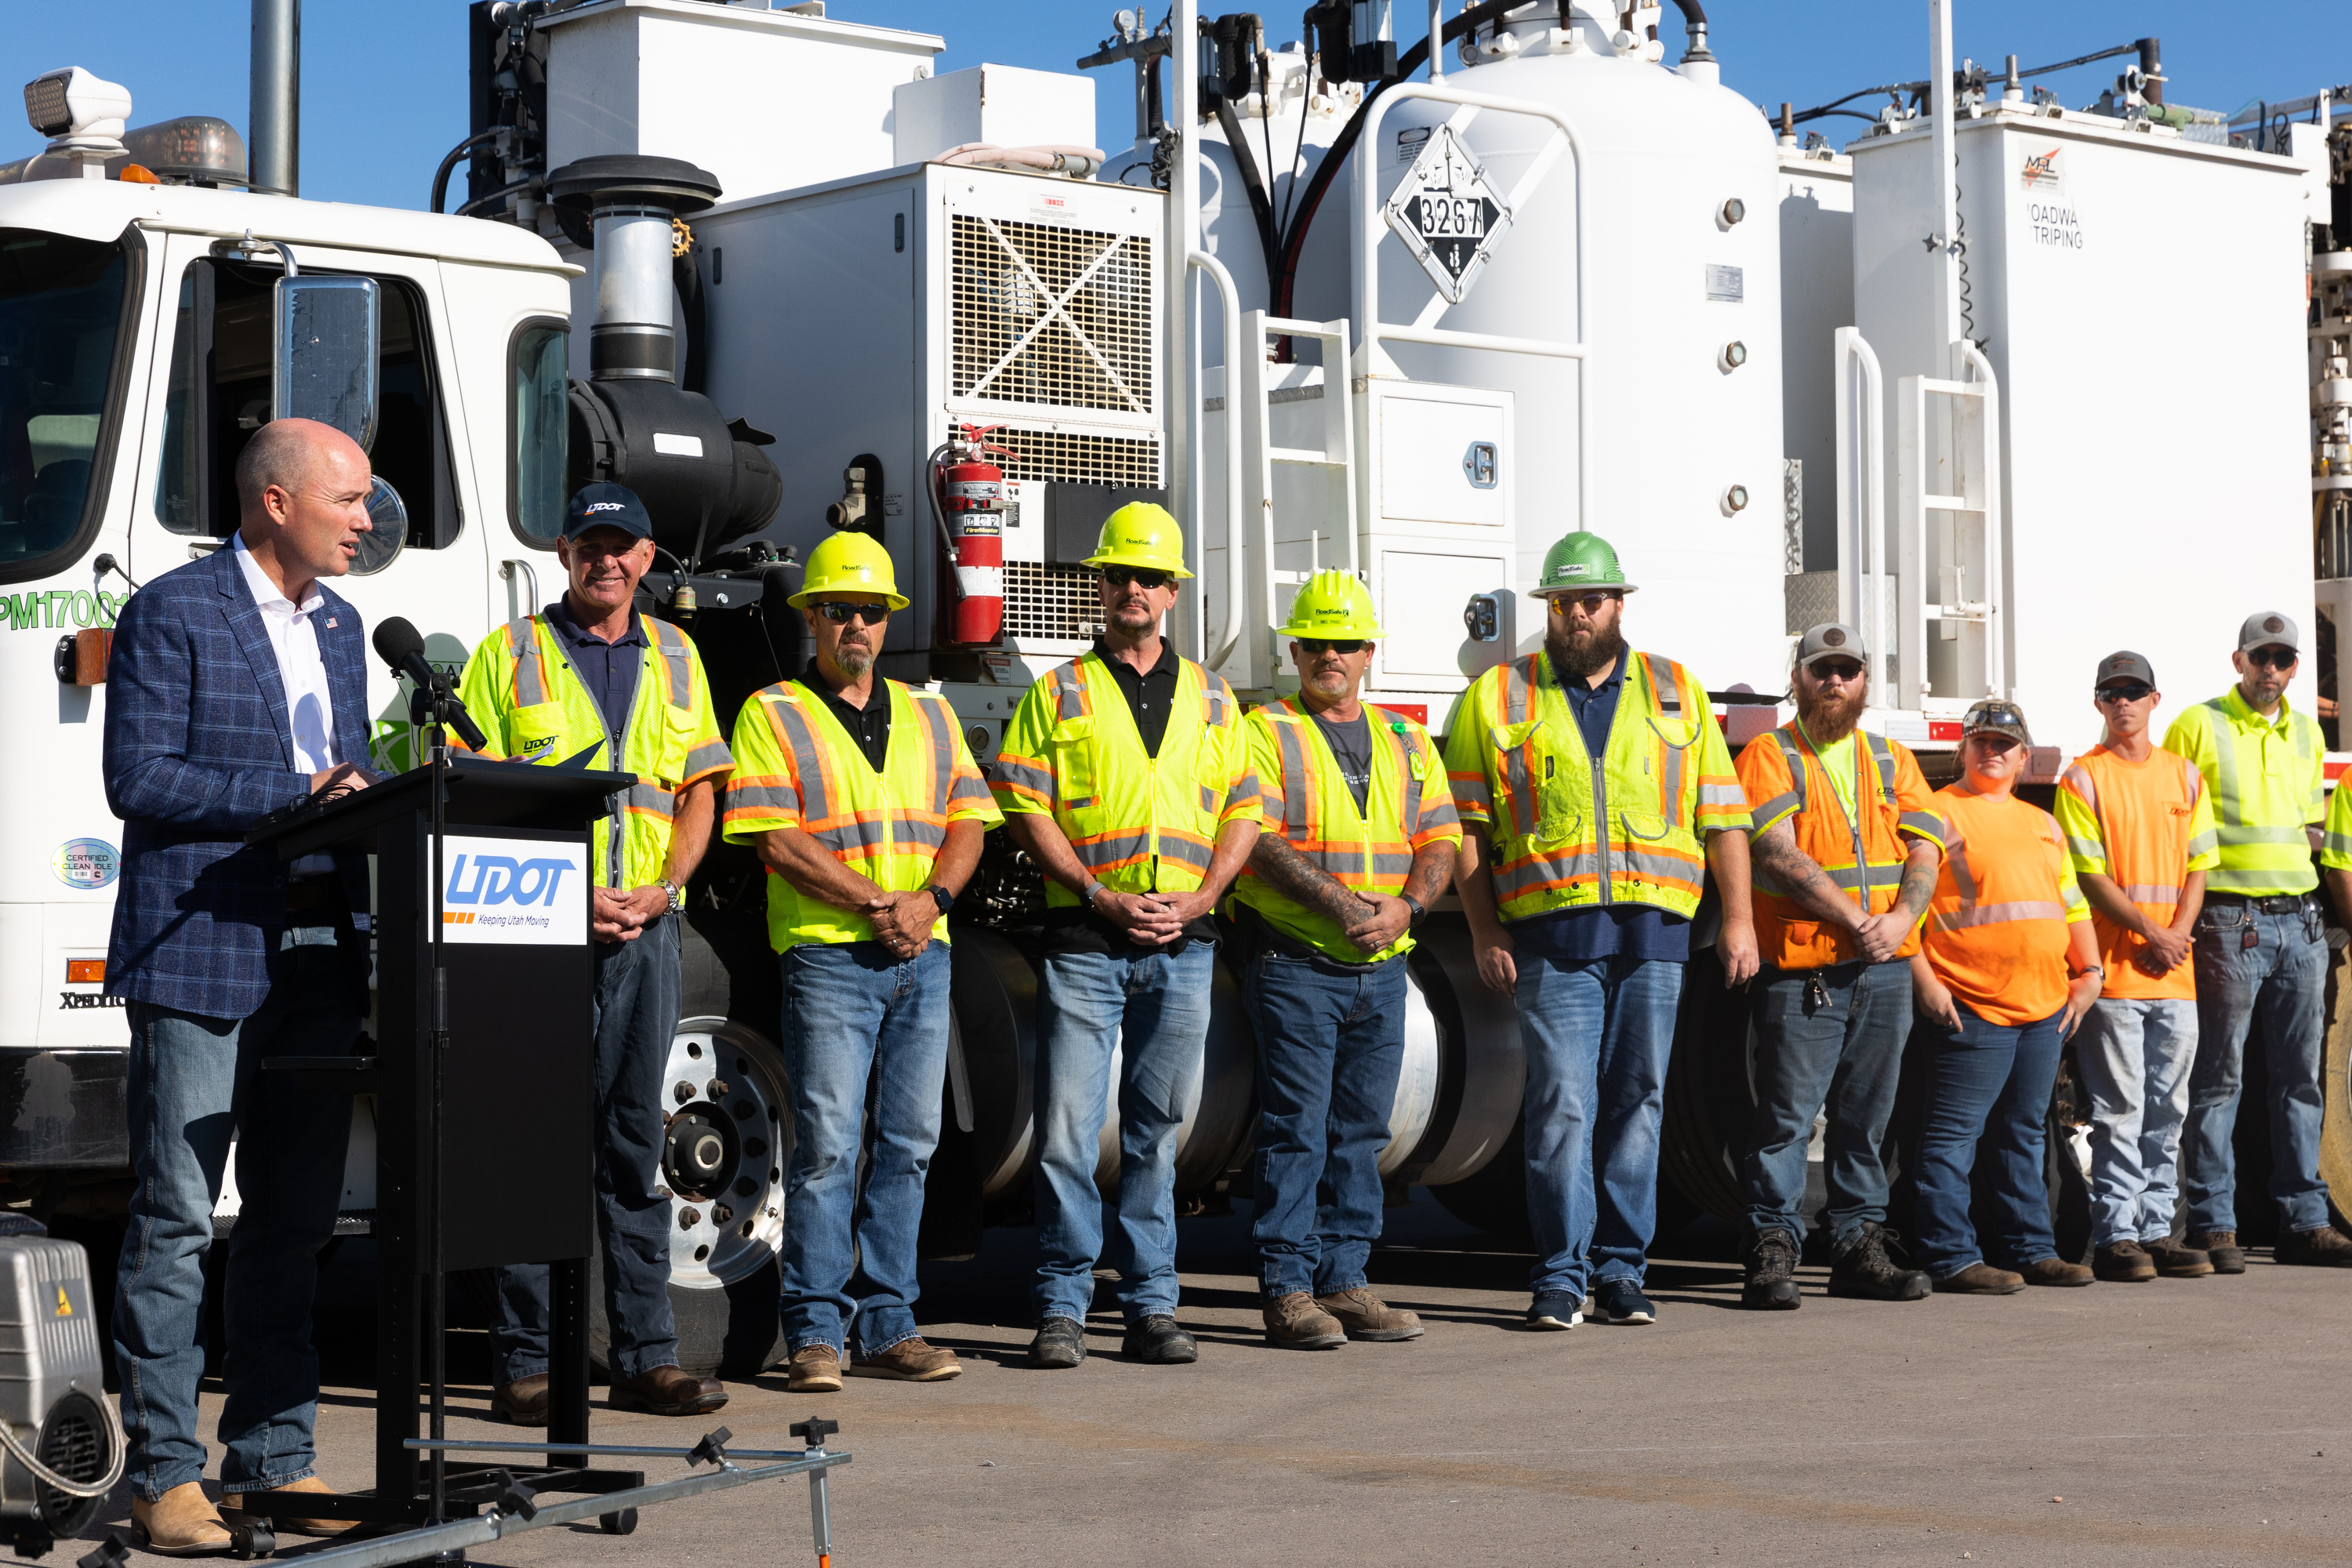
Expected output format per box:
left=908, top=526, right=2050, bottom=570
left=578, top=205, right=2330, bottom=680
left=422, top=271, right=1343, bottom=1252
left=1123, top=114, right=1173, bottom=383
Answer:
left=0, top=231, right=127, bottom=583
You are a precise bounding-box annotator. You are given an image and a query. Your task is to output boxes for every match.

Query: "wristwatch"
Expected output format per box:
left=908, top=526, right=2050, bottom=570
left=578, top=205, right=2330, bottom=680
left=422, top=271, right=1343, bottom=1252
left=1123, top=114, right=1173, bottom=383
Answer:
left=928, top=884, right=955, bottom=916
left=1402, top=895, right=1426, bottom=927
left=1081, top=880, right=1105, bottom=907
left=659, top=878, right=686, bottom=916
left=2072, top=963, right=2104, bottom=981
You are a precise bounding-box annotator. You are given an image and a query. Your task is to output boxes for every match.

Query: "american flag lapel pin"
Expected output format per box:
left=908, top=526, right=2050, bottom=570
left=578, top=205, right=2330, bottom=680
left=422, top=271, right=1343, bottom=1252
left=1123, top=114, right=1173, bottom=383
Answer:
left=325, top=617, right=339, bottom=629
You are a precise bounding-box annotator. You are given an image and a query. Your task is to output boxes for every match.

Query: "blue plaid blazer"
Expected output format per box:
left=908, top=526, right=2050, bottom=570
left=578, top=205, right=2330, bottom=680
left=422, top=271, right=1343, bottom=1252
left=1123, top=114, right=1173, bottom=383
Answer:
left=103, top=544, right=372, bottom=1018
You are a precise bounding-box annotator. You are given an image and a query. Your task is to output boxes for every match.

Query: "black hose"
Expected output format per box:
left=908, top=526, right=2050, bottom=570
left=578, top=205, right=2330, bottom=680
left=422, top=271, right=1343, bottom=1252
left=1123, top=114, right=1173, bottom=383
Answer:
left=455, top=176, right=537, bottom=218
left=1663, top=0, right=1708, bottom=58
left=1217, top=96, right=1284, bottom=292
left=674, top=246, right=708, bottom=394
left=429, top=129, right=499, bottom=215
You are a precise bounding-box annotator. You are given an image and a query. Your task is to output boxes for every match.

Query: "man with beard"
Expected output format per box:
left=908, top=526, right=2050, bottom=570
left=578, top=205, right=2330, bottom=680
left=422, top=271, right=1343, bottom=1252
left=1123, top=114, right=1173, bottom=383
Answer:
left=1731, top=624, right=1943, bottom=1310
left=459, top=483, right=734, bottom=1424
left=1226, top=572, right=1461, bottom=1349
left=992, top=503, right=1261, bottom=1368
left=724, top=530, right=1001, bottom=1390
left=2162, top=614, right=2352, bottom=1269
left=1444, top=532, right=1756, bottom=1331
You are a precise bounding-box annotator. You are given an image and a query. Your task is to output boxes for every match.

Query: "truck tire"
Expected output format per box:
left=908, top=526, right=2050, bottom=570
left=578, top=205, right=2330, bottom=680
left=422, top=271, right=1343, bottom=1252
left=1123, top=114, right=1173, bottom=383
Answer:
left=2322, top=943, right=2352, bottom=1230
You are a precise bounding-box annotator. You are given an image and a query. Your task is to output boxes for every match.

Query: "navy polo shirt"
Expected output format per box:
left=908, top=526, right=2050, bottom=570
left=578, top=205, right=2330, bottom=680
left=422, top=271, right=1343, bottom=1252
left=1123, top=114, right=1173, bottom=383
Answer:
left=545, top=597, right=644, bottom=757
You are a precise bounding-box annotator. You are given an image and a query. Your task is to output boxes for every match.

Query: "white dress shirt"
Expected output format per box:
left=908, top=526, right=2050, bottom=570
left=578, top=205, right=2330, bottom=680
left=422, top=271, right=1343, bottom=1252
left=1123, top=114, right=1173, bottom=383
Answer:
left=233, top=533, right=342, bottom=877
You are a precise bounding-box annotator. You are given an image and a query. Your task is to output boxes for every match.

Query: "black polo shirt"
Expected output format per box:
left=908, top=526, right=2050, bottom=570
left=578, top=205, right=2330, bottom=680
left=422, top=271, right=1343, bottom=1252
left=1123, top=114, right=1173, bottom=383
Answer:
left=1098, top=634, right=1180, bottom=757
left=796, top=672, right=890, bottom=772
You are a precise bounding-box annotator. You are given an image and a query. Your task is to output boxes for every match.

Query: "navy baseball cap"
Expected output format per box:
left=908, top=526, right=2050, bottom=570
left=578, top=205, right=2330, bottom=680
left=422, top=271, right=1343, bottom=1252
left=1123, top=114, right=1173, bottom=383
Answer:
left=563, top=482, right=653, bottom=542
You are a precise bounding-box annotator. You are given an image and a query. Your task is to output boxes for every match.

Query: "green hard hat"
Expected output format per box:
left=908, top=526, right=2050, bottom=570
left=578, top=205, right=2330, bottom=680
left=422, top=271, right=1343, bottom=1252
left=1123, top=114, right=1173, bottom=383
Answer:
left=1533, top=531, right=1638, bottom=597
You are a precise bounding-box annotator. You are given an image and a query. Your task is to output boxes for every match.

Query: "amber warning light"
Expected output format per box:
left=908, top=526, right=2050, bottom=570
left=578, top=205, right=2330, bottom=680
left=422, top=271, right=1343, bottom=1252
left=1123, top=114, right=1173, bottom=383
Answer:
left=65, top=960, right=104, bottom=984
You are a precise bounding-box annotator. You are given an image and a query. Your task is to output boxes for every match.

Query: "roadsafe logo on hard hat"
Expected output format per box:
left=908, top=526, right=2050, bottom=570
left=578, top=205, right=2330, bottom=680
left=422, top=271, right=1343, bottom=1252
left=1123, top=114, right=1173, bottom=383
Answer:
left=436, top=835, right=588, bottom=946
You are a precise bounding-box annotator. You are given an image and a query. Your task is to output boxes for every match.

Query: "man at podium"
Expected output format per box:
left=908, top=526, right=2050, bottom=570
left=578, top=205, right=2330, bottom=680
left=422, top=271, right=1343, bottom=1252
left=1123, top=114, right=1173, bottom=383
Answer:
left=454, top=484, right=733, bottom=1423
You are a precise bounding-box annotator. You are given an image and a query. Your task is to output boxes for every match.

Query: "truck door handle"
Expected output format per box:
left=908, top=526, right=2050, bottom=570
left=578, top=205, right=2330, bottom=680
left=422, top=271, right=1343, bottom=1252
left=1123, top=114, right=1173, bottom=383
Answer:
left=499, top=558, right=540, bottom=620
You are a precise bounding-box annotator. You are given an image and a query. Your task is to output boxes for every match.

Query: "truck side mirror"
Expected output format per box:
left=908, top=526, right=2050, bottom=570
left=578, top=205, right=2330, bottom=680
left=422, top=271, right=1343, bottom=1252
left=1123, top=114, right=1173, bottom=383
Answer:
left=273, top=274, right=380, bottom=451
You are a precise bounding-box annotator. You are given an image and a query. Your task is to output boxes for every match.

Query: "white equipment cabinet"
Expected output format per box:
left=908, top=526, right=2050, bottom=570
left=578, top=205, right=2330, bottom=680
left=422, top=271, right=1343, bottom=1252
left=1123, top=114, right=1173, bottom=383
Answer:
left=1851, top=106, right=2311, bottom=760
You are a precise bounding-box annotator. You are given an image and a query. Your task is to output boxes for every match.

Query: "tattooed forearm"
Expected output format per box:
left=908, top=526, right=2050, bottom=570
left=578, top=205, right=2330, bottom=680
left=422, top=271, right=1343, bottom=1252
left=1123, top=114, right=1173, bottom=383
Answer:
left=1893, top=835, right=1940, bottom=920
left=1402, top=841, right=1455, bottom=910
left=1751, top=818, right=1861, bottom=927
left=1250, top=831, right=1377, bottom=928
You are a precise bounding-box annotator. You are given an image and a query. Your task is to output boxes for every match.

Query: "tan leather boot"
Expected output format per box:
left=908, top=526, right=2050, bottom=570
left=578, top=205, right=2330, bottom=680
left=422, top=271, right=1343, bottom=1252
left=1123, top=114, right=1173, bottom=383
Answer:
left=608, top=1363, right=728, bottom=1415
left=221, top=1475, right=357, bottom=1538
left=1262, top=1291, right=1346, bottom=1349
left=786, top=1343, right=844, bottom=1393
left=130, top=1482, right=232, bottom=1556
left=492, top=1372, right=550, bottom=1425
left=848, top=1338, right=962, bottom=1381
left=1314, top=1287, right=1424, bottom=1341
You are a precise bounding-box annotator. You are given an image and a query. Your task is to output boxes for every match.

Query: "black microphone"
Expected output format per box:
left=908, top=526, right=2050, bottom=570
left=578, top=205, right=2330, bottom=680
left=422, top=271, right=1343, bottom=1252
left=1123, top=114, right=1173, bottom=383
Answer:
left=372, top=616, right=488, bottom=753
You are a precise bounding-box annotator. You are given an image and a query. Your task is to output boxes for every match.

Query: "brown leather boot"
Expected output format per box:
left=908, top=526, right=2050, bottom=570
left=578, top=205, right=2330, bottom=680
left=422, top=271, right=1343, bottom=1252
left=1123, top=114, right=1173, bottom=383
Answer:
left=1315, top=1287, right=1424, bottom=1341
left=2274, top=1225, right=2352, bottom=1267
left=2142, top=1236, right=2213, bottom=1278
left=2018, top=1257, right=2095, bottom=1287
left=492, top=1372, right=550, bottom=1426
left=1933, top=1262, right=2024, bottom=1295
left=786, top=1343, right=843, bottom=1393
left=2091, top=1241, right=2156, bottom=1283
left=608, top=1364, right=728, bottom=1415
left=131, top=1482, right=232, bottom=1556
left=2187, top=1230, right=2245, bottom=1273
left=221, top=1475, right=358, bottom=1539
left=1262, top=1291, right=1346, bottom=1348
left=848, top=1338, right=962, bottom=1381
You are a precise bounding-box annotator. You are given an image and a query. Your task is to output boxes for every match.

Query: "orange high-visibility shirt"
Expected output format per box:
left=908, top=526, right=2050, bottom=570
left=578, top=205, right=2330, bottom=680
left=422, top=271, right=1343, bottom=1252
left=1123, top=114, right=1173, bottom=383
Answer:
left=2054, top=746, right=2219, bottom=1001
left=1922, top=785, right=2090, bottom=1027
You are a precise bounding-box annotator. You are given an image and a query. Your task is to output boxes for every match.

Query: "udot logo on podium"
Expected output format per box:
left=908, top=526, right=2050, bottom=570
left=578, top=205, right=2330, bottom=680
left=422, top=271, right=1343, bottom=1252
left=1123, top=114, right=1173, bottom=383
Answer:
left=435, top=834, right=588, bottom=946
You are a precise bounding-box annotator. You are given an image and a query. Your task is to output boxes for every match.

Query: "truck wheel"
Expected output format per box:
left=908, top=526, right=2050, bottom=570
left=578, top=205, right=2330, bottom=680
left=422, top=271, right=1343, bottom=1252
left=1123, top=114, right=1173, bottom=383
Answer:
left=2323, top=943, right=2352, bottom=1230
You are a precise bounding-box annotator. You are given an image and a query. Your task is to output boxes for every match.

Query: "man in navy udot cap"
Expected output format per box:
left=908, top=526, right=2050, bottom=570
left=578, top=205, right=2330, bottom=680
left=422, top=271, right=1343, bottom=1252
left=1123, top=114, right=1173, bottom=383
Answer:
left=454, top=482, right=738, bottom=1420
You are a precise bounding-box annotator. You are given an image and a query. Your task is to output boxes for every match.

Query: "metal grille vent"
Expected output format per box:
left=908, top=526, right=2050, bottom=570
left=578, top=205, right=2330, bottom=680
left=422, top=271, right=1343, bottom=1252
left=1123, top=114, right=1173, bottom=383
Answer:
left=989, top=426, right=1163, bottom=488
left=1001, top=561, right=1106, bottom=644
left=951, top=214, right=1154, bottom=415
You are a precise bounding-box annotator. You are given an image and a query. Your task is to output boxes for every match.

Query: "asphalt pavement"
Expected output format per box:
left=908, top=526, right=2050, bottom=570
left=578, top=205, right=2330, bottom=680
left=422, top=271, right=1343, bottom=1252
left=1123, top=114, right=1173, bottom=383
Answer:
left=29, top=1193, right=2352, bottom=1566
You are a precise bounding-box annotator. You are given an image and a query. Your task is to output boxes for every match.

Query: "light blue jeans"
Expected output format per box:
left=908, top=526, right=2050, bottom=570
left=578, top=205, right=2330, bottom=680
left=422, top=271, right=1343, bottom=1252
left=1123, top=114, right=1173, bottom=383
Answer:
left=779, top=939, right=951, bottom=1359
left=1518, top=953, right=1686, bottom=1298
left=114, top=944, right=356, bottom=1501
left=2074, top=996, right=2199, bottom=1247
left=2186, top=899, right=2330, bottom=1234
left=1032, top=942, right=1213, bottom=1324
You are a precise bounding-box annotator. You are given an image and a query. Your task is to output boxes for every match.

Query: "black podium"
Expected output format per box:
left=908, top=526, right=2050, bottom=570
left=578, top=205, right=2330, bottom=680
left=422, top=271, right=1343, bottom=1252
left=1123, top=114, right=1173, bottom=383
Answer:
left=245, top=752, right=641, bottom=1531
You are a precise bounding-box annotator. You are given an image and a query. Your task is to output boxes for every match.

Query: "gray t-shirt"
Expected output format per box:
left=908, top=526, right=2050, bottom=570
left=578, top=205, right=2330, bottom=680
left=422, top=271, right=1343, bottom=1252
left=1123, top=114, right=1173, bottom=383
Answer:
left=1309, top=709, right=1374, bottom=815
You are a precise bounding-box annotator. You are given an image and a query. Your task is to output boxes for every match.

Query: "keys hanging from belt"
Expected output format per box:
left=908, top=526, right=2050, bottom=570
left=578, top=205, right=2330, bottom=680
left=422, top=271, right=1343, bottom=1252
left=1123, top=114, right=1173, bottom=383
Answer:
left=1805, top=975, right=1829, bottom=1012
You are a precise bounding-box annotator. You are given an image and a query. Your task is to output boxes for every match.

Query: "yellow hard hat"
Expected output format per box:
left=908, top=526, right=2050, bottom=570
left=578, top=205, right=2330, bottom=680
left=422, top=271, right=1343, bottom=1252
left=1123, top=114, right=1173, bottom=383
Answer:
left=789, top=530, right=909, bottom=610
left=1083, top=500, right=1193, bottom=579
left=1278, top=569, right=1383, bottom=640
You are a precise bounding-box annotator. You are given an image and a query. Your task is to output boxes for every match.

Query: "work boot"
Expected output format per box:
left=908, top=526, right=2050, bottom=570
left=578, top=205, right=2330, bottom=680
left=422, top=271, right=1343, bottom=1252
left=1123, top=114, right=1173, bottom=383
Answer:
left=1315, top=1287, right=1423, bottom=1341
left=1264, top=1292, right=1347, bottom=1349
left=491, top=1372, right=550, bottom=1426
left=1740, top=1226, right=1802, bottom=1311
left=220, top=1476, right=357, bottom=1539
left=786, top=1343, right=844, bottom=1393
left=1828, top=1222, right=1931, bottom=1301
left=2142, top=1236, right=2213, bottom=1278
left=131, top=1483, right=232, bottom=1557
left=2092, top=1240, right=2157, bottom=1283
left=1029, top=1316, right=1087, bottom=1369
left=608, top=1363, right=728, bottom=1415
left=848, top=1338, right=962, bottom=1381
left=2016, top=1257, right=2095, bottom=1287
left=2274, top=1225, right=2352, bottom=1267
left=2186, top=1229, right=2245, bottom=1274
left=1123, top=1315, right=1198, bottom=1363
left=1934, top=1262, right=2024, bottom=1295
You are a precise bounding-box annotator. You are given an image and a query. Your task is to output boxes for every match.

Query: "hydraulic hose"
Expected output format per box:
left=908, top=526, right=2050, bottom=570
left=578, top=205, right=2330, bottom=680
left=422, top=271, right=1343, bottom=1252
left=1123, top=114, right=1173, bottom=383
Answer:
left=429, top=129, right=499, bottom=215
left=1217, top=97, right=1285, bottom=293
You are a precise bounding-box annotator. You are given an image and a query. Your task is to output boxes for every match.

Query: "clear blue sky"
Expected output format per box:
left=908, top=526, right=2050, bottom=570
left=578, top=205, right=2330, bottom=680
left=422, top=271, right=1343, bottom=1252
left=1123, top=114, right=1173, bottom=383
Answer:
left=0, top=2, right=2339, bottom=207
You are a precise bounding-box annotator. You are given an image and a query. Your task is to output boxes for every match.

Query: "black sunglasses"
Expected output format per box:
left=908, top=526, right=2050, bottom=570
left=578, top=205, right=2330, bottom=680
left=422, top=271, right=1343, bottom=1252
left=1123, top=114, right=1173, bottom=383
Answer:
left=1298, top=638, right=1369, bottom=655
left=1807, top=659, right=1864, bottom=683
left=1548, top=592, right=1621, bottom=615
left=811, top=601, right=888, bottom=626
left=2245, top=646, right=2296, bottom=669
left=1102, top=567, right=1173, bottom=590
left=2096, top=683, right=2154, bottom=703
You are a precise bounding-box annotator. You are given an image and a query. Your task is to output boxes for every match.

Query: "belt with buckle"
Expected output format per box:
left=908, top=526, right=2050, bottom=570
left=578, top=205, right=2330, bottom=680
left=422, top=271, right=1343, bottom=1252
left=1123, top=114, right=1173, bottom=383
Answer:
left=2203, top=891, right=2310, bottom=914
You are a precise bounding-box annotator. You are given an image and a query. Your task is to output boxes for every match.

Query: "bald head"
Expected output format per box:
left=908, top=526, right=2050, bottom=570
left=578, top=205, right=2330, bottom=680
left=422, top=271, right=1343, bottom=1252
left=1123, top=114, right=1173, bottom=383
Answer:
left=234, top=418, right=374, bottom=600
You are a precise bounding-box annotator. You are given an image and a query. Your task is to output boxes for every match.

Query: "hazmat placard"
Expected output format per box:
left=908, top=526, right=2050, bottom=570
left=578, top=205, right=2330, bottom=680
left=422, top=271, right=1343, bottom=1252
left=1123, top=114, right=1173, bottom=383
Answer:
left=434, top=834, right=588, bottom=946
left=1384, top=122, right=1515, bottom=306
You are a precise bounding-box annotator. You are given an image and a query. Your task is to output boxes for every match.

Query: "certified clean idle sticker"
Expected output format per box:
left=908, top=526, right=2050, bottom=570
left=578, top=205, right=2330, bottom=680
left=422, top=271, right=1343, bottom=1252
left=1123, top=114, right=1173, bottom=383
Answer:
left=53, top=838, right=119, bottom=890
left=435, top=834, right=588, bottom=946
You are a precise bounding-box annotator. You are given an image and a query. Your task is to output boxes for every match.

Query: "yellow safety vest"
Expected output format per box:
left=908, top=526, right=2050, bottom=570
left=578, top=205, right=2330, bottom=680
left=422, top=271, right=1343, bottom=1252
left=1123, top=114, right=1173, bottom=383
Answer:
left=990, top=650, right=1256, bottom=905
left=1230, top=699, right=1461, bottom=964
left=2162, top=687, right=2325, bottom=897
left=1443, top=649, right=1751, bottom=923
left=454, top=612, right=731, bottom=891
left=723, top=679, right=1002, bottom=952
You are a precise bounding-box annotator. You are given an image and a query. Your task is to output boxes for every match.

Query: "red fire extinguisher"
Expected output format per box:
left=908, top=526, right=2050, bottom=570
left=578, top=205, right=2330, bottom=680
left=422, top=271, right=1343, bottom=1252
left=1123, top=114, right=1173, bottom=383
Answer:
left=935, top=423, right=1006, bottom=645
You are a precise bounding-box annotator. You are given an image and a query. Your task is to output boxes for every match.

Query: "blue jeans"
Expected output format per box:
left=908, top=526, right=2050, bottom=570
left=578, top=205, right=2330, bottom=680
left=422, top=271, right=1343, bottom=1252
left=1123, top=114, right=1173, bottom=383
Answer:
left=1740, top=959, right=1912, bottom=1249
left=114, top=944, right=356, bottom=1501
left=1911, top=1004, right=2064, bottom=1279
left=1032, top=942, right=1214, bottom=1323
left=777, top=938, right=951, bottom=1358
left=1244, top=953, right=1409, bottom=1298
left=2186, top=899, right=2330, bottom=1233
left=494, top=916, right=682, bottom=1384
left=2075, top=996, right=2199, bottom=1247
left=1518, top=953, right=1686, bottom=1298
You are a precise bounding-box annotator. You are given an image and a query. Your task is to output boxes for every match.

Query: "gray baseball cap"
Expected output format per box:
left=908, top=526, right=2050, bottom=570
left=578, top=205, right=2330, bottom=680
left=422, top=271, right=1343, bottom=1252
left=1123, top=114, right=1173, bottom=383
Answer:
left=1961, top=699, right=2032, bottom=747
left=2237, top=612, right=2299, bottom=655
left=2093, top=651, right=2155, bottom=690
left=1795, top=622, right=1865, bottom=669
